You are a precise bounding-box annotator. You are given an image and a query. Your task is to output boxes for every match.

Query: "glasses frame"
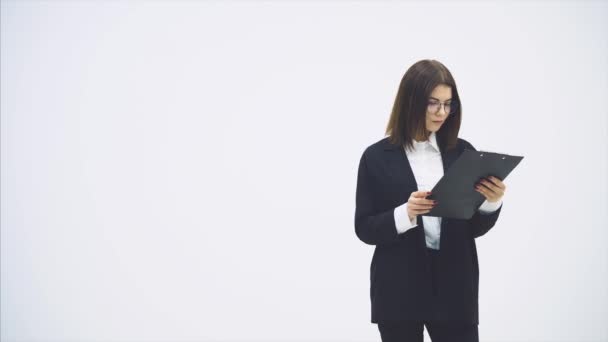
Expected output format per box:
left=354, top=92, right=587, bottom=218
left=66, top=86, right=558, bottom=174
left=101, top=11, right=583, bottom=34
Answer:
left=427, top=99, right=458, bottom=115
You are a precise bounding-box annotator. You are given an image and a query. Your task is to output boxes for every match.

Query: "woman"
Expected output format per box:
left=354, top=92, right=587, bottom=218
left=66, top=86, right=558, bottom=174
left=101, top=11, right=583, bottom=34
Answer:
left=354, top=59, right=506, bottom=342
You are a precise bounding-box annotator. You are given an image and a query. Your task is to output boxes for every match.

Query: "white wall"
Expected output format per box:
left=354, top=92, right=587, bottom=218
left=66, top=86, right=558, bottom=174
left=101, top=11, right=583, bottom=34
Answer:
left=1, top=1, right=607, bottom=341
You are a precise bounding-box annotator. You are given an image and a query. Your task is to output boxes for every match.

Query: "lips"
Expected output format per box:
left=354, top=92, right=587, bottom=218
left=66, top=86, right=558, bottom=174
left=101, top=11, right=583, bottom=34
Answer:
left=433, top=120, right=443, bottom=123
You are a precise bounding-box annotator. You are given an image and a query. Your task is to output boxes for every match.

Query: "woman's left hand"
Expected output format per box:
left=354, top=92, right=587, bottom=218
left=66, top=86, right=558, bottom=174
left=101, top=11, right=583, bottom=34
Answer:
left=475, top=176, right=506, bottom=203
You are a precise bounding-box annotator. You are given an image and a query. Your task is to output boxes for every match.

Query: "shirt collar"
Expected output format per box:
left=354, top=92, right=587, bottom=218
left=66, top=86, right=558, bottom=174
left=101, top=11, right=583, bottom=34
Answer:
left=411, top=131, right=439, bottom=152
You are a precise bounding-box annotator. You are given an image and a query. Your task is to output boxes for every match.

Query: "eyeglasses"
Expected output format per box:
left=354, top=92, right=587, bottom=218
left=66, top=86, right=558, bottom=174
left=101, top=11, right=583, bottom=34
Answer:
left=427, top=99, right=458, bottom=115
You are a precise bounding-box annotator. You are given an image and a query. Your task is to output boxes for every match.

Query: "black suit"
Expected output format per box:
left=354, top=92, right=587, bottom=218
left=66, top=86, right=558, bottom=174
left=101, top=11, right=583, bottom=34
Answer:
left=354, top=136, right=502, bottom=325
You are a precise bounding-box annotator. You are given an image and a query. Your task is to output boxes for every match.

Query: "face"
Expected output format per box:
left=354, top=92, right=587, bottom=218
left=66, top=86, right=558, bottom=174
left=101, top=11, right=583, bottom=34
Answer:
left=425, top=84, right=453, bottom=133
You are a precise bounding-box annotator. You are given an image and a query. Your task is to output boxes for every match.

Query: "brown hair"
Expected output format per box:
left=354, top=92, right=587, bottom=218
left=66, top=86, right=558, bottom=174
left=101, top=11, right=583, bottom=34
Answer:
left=385, top=59, right=462, bottom=153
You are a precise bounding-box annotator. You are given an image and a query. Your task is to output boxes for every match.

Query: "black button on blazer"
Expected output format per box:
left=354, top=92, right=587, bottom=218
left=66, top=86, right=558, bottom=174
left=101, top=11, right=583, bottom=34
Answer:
left=354, top=136, right=502, bottom=324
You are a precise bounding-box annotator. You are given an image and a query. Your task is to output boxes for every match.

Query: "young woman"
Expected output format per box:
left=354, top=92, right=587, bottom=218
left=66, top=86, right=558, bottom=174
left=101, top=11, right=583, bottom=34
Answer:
left=354, top=59, right=506, bottom=342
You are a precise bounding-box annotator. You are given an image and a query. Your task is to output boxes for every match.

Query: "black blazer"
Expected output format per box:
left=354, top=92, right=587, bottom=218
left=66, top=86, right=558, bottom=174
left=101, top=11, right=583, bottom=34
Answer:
left=354, top=136, right=502, bottom=324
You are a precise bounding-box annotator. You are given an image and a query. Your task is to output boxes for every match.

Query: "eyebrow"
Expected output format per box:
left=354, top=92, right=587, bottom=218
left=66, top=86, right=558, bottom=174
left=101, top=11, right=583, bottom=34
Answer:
left=429, top=97, right=452, bottom=101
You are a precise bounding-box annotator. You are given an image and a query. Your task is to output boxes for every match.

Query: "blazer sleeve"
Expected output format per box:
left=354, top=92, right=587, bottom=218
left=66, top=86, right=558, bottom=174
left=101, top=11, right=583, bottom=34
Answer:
left=461, top=139, right=503, bottom=238
left=468, top=203, right=503, bottom=238
left=354, top=152, right=401, bottom=245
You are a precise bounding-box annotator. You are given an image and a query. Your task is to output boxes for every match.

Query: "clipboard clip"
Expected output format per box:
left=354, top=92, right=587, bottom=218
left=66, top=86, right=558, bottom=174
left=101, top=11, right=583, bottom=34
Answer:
left=477, top=150, right=508, bottom=160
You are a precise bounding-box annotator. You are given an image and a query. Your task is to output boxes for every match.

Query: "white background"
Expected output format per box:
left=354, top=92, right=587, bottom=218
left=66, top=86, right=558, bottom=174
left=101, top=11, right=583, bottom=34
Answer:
left=1, top=1, right=607, bottom=341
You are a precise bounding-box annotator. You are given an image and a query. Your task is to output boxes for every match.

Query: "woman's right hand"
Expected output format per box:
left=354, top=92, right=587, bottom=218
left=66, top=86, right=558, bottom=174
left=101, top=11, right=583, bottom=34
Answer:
left=407, top=191, right=437, bottom=222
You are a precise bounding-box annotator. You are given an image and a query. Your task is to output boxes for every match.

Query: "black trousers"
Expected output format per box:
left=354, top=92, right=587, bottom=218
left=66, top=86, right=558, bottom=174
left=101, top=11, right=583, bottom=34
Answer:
left=377, top=247, right=479, bottom=342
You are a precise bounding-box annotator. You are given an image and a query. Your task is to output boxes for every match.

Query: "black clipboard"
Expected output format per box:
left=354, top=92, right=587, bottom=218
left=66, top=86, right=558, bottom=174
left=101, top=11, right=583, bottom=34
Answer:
left=424, top=149, right=524, bottom=219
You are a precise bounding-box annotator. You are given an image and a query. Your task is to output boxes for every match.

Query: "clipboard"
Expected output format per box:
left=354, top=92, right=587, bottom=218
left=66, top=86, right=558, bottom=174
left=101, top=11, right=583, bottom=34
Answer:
left=424, top=149, right=524, bottom=219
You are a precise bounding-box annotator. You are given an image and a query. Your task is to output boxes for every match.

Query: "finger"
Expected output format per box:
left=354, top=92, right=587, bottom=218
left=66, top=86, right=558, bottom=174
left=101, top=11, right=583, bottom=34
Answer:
left=410, top=202, right=435, bottom=210
left=475, top=186, right=500, bottom=201
left=475, top=185, right=489, bottom=198
left=412, top=190, right=432, bottom=198
left=478, top=179, right=500, bottom=193
left=484, top=176, right=505, bottom=190
left=413, top=197, right=436, bottom=206
left=477, top=181, right=505, bottom=198
left=489, top=176, right=506, bottom=190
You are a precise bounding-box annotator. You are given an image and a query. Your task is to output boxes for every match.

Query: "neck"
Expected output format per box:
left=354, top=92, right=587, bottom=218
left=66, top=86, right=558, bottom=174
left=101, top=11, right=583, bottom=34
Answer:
left=414, top=130, right=431, bottom=142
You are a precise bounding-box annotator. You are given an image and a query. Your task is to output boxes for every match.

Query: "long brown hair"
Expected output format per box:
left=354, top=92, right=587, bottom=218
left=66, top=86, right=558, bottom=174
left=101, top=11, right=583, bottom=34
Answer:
left=385, top=59, right=462, bottom=153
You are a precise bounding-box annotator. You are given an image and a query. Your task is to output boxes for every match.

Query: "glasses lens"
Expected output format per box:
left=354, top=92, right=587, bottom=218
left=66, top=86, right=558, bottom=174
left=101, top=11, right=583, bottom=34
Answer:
left=428, top=100, right=458, bottom=115
left=445, top=103, right=452, bottom=113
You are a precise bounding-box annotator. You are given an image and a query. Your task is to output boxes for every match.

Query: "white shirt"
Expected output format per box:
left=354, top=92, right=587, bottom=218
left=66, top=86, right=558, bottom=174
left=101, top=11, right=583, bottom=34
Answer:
left=393, top=131, right=503, bottom=250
